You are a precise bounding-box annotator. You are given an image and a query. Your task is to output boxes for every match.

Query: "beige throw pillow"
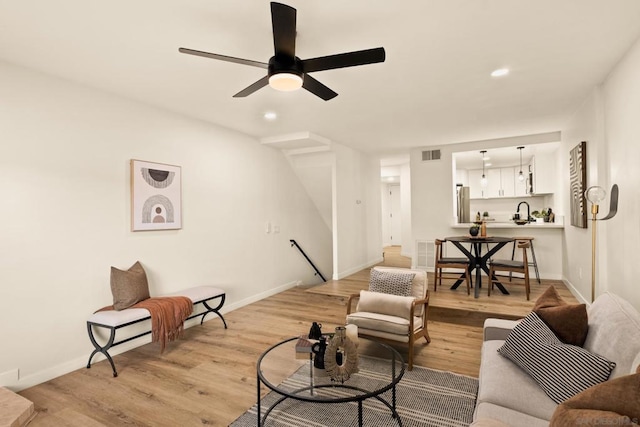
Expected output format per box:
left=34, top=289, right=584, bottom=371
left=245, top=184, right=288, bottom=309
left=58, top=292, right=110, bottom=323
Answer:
left=110, top=261, right=150, bottom=310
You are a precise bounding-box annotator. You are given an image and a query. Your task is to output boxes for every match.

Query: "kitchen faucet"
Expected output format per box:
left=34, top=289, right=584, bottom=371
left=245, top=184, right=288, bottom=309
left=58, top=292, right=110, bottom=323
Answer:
left=517, top=201, right=531, bottom=222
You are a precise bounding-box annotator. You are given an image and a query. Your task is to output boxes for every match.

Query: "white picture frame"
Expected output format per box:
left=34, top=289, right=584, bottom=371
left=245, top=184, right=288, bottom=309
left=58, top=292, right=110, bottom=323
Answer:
left=130, top=159, right=182, bottom=231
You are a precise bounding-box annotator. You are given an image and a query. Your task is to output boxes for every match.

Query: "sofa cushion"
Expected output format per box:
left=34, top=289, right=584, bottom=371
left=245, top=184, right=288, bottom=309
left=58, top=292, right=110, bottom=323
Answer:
left=478, top=340, right=558, bottom=421
left=347, top=312, right=422, bottom=337
left=110, top=261, right=150, bottom=311
left=474, top=402, right=550, bottom=427
left=533, top=286, right=588, bottom=347
left=584, top=292, right=640, bottom=378
left=368, top=268, right=415, bottom=296
left=356, top=290, right=414, bottom=320
left=498, top=312, right=616, bottom=404
left=550, top=370, right=640, bottom=426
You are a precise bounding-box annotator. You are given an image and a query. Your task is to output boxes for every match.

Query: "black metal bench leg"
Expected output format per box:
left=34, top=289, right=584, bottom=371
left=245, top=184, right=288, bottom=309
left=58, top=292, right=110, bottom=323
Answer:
left=200, top=295, right=228, bottom=328
left=86, top=323, right=118, bottom=377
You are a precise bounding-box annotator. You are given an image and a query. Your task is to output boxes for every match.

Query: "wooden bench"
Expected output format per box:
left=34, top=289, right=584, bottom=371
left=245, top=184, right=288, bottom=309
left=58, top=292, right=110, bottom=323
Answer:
left=86, top=286, right=227, bottom=377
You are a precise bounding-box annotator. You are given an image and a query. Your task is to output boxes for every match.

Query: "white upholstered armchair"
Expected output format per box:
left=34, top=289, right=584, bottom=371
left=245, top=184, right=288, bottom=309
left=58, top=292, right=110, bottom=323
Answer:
left=346, top=266, right=430, bottom=370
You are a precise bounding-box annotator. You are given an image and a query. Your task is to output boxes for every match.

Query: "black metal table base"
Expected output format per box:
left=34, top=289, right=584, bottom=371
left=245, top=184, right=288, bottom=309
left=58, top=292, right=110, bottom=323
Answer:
left=257, top=383, right=402, bottom=427
left=446, top=237, right=513, bottom=298
left=256, top=337, right=404, bottom=427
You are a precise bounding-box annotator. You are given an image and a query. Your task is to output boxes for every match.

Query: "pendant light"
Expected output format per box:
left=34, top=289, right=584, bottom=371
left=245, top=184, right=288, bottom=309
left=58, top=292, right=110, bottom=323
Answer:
left=480, top=150, right=487, bottom=187
left=517, top=146, right=525, bottom=182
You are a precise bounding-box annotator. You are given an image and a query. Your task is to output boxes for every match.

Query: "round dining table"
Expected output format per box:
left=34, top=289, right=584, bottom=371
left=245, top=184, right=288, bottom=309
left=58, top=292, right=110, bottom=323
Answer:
left=444, top=236, right=514, bottom=298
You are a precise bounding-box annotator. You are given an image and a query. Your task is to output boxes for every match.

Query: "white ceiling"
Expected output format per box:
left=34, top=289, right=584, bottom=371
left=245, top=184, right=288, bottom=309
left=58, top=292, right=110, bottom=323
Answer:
left=1, top=1, right=640, bottom=156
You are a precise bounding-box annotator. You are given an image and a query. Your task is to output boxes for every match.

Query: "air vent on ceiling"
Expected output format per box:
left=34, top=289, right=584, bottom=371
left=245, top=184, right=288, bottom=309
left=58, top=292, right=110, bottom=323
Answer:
left=422, top=149, right=441, bottom=161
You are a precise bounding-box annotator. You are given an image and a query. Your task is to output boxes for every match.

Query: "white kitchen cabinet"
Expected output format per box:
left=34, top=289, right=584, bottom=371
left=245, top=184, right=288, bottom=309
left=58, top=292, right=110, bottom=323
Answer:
left=531, top=153, right=557, bottom=194
left=468, top=169, right=485, bottom=198
left=469, top=167, right=516, bottom=198
left=485, top=167, right=515, bottom=197
left=514, top=168, right=528, bottom=196
left=500, top=167, right=516, bottom=197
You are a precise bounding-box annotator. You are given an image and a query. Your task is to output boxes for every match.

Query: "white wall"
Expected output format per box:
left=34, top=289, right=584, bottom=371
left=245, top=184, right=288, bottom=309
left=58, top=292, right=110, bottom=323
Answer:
left=332, top=143, right=383, bottom=279
left=562, top=36, right=640, bottom=308
left=400, top=163, right=412, bottom=258
left=0, top=62, right=333, bottom=390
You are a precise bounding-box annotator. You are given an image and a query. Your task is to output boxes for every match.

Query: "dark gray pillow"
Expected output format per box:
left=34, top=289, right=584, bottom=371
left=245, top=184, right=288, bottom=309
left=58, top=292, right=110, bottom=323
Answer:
left=110, top=261, right=150, bottom=310
left=498, top=312, right=616, bottom=404
left=368, top=269, right=415, bottom=297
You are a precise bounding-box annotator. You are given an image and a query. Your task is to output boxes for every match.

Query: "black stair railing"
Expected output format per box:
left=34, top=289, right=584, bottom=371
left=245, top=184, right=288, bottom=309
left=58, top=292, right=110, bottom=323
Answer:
left=290, top=239, right=327, bottom=282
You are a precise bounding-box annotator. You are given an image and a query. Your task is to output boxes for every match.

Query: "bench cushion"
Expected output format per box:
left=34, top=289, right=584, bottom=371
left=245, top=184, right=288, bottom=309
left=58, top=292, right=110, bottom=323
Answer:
left=88, top=307, right=150, bottom=327
left=89, top=286, right=225, bottom=327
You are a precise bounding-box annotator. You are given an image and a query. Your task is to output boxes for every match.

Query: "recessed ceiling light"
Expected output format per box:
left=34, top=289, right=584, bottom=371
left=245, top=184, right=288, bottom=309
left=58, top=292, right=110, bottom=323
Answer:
left=263, top=111, right=277, bottom=121
left=491, top=68, right=509, bottom=77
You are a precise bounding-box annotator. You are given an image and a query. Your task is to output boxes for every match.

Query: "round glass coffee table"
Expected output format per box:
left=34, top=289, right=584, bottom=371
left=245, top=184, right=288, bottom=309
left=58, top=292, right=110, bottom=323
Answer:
left=256, top=336, right=405, bottom=426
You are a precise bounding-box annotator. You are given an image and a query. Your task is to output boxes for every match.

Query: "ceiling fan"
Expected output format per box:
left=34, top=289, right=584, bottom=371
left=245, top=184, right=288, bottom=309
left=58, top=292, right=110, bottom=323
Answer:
left=179, top=2, right=386, bottom=101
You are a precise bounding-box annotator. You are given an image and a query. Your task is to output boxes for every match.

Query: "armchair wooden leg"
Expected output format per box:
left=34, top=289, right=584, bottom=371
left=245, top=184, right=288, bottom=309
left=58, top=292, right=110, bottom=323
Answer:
left=408, top=339, right=414, bottom=371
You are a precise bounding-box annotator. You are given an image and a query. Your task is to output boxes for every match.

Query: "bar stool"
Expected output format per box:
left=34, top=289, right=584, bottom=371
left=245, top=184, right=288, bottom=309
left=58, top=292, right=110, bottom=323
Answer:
left=510, top=236, right=540, bottom=283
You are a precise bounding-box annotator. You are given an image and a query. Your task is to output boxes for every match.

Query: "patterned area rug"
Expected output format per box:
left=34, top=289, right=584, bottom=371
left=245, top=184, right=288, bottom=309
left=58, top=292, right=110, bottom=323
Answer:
left=230, top=356, right=478, bottom=427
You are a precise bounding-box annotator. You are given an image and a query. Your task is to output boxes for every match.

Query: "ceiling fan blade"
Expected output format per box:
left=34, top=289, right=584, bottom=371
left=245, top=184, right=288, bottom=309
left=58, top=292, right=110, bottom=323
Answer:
left=233, top=75, right=270, bottom=97
left=179, top=48, right=268, bottom=69
left=302, top=47, right=385, bottom=73
left=302, top=75, right=338, bottom=101
left=271, top=2, right=296, bottom=58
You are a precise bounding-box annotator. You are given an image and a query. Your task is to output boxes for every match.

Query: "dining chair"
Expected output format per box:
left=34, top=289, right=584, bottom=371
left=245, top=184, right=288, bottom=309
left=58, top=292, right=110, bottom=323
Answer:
left=434, top=239, right=471, bottom=295
left=488, top=241, right=531, bottom=300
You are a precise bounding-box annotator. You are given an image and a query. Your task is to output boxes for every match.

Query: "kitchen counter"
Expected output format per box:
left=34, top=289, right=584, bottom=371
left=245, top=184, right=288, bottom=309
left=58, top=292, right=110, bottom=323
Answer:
left=453, top=221, right=563, bottom=229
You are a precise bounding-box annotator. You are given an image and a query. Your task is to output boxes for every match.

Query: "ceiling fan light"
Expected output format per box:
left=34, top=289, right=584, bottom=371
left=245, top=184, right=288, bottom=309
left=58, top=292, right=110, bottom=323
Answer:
left=269, top=73, right=303, bottom=91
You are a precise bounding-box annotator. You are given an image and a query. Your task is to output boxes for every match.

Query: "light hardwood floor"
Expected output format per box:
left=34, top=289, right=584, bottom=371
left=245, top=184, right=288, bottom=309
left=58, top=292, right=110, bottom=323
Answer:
left=18, top=246, right=576, bottom=426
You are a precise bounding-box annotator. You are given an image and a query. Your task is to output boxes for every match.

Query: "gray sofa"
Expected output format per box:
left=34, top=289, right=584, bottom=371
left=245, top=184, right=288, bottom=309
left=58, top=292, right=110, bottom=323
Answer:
left=473, top=292, right=640, bottom=426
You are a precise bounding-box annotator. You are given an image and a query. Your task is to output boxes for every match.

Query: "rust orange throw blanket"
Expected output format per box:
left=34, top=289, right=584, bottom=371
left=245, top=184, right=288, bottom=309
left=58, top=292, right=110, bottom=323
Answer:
left=98, top=297, right=193, bottom=352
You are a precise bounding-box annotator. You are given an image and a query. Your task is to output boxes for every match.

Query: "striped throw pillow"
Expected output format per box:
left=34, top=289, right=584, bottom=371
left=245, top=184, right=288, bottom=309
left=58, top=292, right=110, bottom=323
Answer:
left=498, top=312, right=616, bottom=404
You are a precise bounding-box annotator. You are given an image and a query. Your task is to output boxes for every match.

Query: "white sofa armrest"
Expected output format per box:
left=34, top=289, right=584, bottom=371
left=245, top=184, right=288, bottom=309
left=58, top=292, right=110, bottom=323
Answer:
left=483, top=318, right=520, bottom=341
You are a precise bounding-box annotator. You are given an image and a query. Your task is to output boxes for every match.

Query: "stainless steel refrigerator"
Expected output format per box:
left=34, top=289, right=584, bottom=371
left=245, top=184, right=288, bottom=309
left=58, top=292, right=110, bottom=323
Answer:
left=457, top=185, right=470, bottom=223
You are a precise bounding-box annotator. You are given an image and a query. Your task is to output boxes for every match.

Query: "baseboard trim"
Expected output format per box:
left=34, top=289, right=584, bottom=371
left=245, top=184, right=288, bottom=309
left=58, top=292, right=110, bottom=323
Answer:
left=333, top=257, right=383, bottom=280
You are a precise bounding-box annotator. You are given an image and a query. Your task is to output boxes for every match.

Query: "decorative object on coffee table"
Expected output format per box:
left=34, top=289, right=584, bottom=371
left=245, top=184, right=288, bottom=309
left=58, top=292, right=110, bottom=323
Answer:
left=324, top=326, right=358, bottom=383
left=308, top=321, right=322, bottom=339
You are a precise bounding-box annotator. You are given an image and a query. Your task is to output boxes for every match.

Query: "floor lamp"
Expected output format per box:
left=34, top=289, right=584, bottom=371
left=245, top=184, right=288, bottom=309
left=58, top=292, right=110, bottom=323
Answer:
left=584, top=184, right=619, bottom=302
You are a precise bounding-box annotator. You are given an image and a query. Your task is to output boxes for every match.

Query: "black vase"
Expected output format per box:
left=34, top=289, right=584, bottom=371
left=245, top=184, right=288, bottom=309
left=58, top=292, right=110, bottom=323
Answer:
left=469, top=226, right=479, bottom=236
left=312, top=337, right=327, bottom=369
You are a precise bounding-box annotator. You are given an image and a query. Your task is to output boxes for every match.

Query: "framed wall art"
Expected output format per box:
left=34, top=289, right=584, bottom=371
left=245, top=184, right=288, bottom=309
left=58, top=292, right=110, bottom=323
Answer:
left=569, top=141, right=587, bottom=228
left=130, top=159, right=182, bottom=231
